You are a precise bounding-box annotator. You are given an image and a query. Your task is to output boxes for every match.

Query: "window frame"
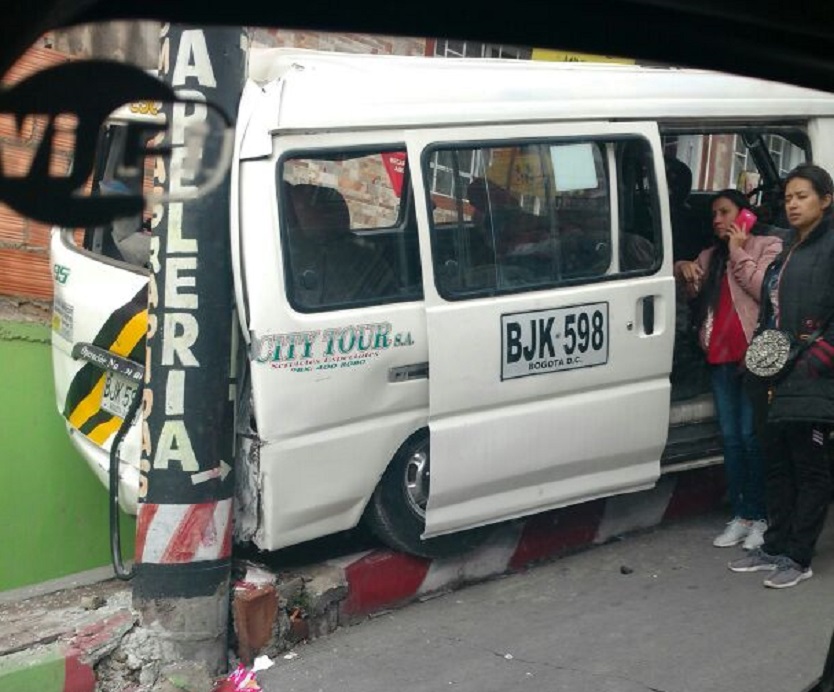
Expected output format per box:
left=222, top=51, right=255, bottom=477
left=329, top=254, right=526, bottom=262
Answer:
left=77, top=121, right=152, bottom=273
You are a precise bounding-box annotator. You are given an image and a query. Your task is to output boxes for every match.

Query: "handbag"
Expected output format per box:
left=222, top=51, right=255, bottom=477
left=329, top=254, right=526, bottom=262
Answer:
left=744, top=329, right=796, bottom=379
left=745, top=310, right=834, bottom=381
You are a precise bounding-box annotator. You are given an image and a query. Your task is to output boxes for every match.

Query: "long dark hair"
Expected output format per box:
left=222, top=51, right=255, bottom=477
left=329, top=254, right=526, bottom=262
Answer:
left=694, top=189, right=753, bottom=329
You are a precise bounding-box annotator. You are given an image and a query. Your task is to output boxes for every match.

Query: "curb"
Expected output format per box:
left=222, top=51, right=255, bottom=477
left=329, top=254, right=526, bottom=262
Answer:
left=333, top=465, right=725, bottom=621
left=0, top=610, right=135, bottom=692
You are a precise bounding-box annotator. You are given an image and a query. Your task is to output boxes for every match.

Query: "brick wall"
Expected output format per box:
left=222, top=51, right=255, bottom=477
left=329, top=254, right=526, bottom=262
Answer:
left=0, top=45, right=73, bottom=306
left=251, top=29, right=427, bottom=56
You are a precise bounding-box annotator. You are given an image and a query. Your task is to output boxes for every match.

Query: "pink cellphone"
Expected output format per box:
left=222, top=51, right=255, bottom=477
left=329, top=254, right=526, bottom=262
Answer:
left=736, top=208, right=757, bottom=233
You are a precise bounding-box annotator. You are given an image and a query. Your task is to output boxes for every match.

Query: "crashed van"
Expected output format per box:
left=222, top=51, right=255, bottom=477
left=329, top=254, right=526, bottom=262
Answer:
left=49, top=48, right=834, bottom=557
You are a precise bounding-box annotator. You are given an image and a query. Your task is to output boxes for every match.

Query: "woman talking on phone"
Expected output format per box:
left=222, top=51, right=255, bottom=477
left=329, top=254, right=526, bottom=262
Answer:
left=675, top=189, right=783, bottom=551
left=729, top=163, right=834, bottom=588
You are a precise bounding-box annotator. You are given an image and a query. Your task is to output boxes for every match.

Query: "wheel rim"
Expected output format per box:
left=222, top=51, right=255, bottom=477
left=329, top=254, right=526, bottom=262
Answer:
left=404, top=448, right=429, bottom=518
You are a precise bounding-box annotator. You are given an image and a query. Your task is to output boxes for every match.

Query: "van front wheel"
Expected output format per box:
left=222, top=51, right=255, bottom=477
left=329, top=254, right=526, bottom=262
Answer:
left=366, top=431, right=488, bottom=559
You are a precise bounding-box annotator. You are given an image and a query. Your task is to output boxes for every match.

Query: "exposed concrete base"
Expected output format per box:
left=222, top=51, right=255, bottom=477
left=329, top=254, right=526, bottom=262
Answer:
left=130, top=580, right=231, bottom=685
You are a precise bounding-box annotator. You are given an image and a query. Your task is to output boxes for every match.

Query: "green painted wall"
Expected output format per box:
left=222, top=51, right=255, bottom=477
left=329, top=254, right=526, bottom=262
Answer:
left=0, top=320, right=135, bottom=593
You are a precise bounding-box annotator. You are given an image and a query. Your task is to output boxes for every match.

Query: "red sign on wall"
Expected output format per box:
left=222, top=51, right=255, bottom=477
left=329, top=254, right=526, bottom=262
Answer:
left=382, top=152, right=407, bottom=197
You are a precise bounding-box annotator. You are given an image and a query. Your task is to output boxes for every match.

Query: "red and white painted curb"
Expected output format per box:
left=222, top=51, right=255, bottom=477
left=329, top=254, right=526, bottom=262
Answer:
left=333, top=465, right=725, bottom=620
left=0, top=610, right=135, bottom=692
left=64, top=611, right=135, bottom=691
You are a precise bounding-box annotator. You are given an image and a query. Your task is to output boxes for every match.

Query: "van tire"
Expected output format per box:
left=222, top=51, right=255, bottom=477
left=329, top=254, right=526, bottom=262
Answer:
left=366, top=430, right=489, bottom=559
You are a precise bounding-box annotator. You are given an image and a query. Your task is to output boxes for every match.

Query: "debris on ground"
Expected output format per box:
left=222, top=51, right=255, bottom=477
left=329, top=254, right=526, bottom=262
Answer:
left=212, top=663, right=263, bottom=691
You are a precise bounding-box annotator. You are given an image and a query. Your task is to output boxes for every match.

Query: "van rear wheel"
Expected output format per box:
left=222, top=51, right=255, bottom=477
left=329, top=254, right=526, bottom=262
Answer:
left=366, top=430, right=488, bottom=559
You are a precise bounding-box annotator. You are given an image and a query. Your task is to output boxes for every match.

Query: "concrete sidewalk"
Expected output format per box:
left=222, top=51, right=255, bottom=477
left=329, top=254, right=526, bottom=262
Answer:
left=0, top=465, right=725, bottom=691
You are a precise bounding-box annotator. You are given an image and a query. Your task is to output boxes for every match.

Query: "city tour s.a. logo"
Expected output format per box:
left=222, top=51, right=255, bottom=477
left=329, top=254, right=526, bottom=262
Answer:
left=251, top=321, right=414, bottom=373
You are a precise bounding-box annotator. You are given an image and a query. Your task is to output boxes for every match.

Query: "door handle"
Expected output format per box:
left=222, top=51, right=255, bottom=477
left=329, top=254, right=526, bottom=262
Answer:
left=642, top=296, right=655, bottom=336
left=389, top=362, right=429, bottom=382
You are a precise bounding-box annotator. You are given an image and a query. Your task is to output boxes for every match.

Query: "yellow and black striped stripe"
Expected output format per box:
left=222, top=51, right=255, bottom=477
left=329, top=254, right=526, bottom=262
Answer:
left=63, top=287, right=148, bottom=444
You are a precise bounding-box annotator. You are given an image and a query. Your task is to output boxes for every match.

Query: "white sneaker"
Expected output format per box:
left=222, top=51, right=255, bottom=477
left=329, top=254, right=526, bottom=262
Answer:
left=742, top=520, right=768, bottom=550
left=713, top=517, right=751, bottom=547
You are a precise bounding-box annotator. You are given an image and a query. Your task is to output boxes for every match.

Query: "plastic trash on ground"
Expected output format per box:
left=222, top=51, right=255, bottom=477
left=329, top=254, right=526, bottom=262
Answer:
left=212, top=663, right=263, bottom=691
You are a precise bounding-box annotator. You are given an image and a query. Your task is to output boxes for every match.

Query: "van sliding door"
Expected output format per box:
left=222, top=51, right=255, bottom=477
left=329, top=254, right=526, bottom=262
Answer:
left=407, top=121, right=674, bottom=538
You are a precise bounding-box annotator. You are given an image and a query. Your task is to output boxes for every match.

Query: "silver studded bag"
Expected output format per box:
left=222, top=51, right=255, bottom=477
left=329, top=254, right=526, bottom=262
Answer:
left=744, top=329, right=795, bottom=379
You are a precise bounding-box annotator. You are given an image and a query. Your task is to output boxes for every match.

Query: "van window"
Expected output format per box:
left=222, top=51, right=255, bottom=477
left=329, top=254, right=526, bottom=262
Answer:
left=279, top=150, right=423, bottom=312
left=668, top=132, right=807, bottom=194
left=663, top=129, right=809, bottom=229
left=425, top=136, right=661, bottom=299
left=82, top=123, right=154, bottom=269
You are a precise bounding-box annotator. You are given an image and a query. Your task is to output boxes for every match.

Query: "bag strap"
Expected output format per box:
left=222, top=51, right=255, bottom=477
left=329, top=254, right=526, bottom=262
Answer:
left=794, top=307, right=834, bottom=358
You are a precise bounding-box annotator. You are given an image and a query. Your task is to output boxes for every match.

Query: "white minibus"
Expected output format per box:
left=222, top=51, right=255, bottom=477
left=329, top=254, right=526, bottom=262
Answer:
left=50, top=49, right=834, bottom=557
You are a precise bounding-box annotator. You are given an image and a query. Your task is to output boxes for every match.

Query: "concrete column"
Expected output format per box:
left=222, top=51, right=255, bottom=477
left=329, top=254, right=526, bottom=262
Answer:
left=133, top=23, right=248, bottom=674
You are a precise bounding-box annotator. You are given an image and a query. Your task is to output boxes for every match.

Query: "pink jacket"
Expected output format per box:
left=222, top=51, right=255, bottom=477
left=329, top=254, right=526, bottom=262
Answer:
left=674, top=234, right=783, bottom=351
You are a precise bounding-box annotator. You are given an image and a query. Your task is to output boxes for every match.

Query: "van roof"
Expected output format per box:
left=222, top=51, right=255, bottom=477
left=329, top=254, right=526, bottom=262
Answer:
left=245, top=48, right=834, bottom=132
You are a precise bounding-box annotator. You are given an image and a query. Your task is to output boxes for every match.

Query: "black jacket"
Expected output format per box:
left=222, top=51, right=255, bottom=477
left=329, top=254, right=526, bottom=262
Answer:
left=758, top=212, right=834, bottom=422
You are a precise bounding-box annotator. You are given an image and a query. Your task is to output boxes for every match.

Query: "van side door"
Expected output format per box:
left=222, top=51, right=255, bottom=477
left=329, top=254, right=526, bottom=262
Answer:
left=407, top=121, right=674, bottom=538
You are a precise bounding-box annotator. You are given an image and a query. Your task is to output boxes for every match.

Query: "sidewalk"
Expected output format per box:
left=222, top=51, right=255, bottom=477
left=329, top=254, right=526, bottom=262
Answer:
left=0, top=579, right=134, bottom=692
left=0, top=465, right=725, bottom=691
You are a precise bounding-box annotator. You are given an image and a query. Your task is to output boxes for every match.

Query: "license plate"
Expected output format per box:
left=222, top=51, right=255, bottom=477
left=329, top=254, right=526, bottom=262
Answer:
left=501, top=302, right=609, bottom=380
left=101, top=371, right=138, bottom=419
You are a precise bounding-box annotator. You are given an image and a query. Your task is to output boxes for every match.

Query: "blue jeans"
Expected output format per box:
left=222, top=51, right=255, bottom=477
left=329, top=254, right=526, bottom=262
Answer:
left=711, top=363, right=767, bottom=520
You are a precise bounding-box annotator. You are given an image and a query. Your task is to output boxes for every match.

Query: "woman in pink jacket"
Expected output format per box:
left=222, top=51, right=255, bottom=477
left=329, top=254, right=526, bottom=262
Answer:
left=674, top=189, right=783, bottom=551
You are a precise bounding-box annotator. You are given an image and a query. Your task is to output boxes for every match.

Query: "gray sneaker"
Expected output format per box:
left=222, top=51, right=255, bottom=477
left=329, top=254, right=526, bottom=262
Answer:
left=763, top=557, right=813, bottom=589
left=728, top=548, right=780, bottom=572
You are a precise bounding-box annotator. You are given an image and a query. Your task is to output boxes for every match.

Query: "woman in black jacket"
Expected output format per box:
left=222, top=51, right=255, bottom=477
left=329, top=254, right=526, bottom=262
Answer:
left=729, top=163, right=834, bottom=588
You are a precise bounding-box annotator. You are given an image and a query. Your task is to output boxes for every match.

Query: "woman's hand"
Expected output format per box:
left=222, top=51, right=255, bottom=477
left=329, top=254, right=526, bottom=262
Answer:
left=725, top=222, right=747, bottom=250
left=678, top=260, right=704, bottom=291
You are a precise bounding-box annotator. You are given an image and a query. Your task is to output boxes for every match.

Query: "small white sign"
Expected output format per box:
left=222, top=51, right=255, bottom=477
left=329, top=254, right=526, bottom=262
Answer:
left=550, top=143, right=599, bottom=191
